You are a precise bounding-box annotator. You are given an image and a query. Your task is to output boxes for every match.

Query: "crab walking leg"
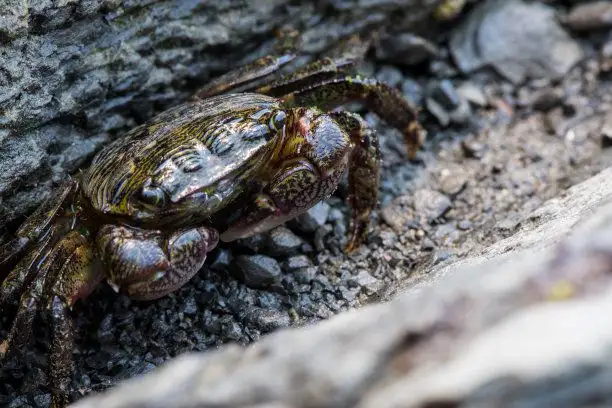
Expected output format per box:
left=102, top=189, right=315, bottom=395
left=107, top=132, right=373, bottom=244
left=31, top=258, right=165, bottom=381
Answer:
left=49, top=296, right=74, bottom=408
left=281, top=75, right=425, bottom=157
left=0, top=180, right=77, bottom=273
left=330, top=112, right=381, bottom=252
left=0, top=230, right=97, bottom=361
left=0, top=225, right=58, bottom=310
left=98, top=225, right=219, bottom=301
left=194, top=28, right=300, bottom=99
left=255, top=34, right=372, bottom=97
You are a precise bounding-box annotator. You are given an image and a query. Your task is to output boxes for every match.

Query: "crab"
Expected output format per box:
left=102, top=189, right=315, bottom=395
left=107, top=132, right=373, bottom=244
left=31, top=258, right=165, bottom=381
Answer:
left=0, top=29, right=424, bottom=406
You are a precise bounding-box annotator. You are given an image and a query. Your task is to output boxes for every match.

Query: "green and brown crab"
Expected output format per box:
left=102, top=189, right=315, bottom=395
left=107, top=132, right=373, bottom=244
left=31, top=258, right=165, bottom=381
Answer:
left=0, top=29, right=424, bottom=406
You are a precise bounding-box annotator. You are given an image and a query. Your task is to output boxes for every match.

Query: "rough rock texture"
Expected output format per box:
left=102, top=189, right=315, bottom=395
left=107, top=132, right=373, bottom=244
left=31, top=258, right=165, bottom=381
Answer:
left=0, top=0, right=444, bottom=232
left=74, top=166, right=612, bottom=408
left=450, top=0, right=584, bottom=83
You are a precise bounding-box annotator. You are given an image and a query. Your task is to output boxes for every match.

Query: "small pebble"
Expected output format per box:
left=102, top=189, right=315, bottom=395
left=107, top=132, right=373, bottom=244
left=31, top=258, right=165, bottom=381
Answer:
left=283, top=255, right=313, bottom=272
left=266, top=226, right=303, bottom=256
left=461, top=138, right=486, bottom=159
left=438, top=165, right=468, bottom=196
left=413, top=189, right=452, bottom=222
left=294, top=202, right=331, bottom=232
left=231, top=255, right=282, bottom=288
left=565, top=1, right=612, bottom=31
left=458, top=220, right=473, bottom=230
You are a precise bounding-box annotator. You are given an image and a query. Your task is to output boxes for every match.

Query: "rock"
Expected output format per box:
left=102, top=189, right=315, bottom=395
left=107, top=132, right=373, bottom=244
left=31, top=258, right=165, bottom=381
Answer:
left=600, top=112, right=612, bottom=149
left=450, top=0, right=584, bottom=84
left=564, top=1, right=612, bottom=32
left=456, top=81, right=488, bottom=107
left=375, top=32, right=439, bottom=66
left=438, top=165, right=468, bottom=197
left=529, top=87, right=566, bottom=112
left=73, top=167, right=612, bottom=408
left=413, top=189, right=452, bottom=222
left=293, top=202, right=331, bottom=233
left=461, top=136, right=487, bottom=159
left=282, top=255, right=313, bottom=272
left=375, top=65, right=404, bottom=88
left=242, top=308, right=291, bottom=332
left=266, top=227, right=303, bottom=256
left=349, top=270, right=383, bottom=295
left=426, top=80, right=472, bottom=126
left=231, top=255, right=282, bottom=288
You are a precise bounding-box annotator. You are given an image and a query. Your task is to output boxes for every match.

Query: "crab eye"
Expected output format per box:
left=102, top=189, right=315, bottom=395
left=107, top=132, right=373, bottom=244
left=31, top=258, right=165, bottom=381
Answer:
left=140, top=186, right=166, bottom=207
left=269, top=111, right=286, bottom=130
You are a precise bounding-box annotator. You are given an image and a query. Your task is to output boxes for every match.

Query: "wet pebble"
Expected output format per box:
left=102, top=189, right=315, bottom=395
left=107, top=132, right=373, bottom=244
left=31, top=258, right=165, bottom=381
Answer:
left=402, top=78, right=424, bottom=106
left=413, top=189, right=452, bottom=222
left=349, top=270, right=382, bottom=295
left=376, top=65, right=404, bottom=87
left=565, top=1, right=612, bottom=32
left=426, top=80, right=471, bottom=126
left=461, top=137, right=487, bottom=159
left=458, top=220, right=473, bottom=230
left=209, top=248, right=232, bottom=270
left=600, top=112, right=612, bottom=148
left=438, top=165, right=468, bottom=197
left=243, top=307, right=291, bottom=332
left=376, top=32, right=439, bottom=66
left=283, top=255, right=313, bottom=272
left=33, top=393, right=51, bottom=408
left=293, top=266, right=318, bottom=284
left=294, top=202, right=330, bottom=232
left=266, top=226, right=303, bottom=256
left=529, top=87, right=565, bottom=112
left=236, top=234, right=267, bottom=253
left=231, top=255, right=282, bottom=288
left=457, top=81, right=488, bottom=107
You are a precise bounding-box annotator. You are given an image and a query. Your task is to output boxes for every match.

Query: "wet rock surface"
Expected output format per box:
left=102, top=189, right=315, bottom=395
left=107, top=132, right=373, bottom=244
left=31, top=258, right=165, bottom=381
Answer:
left=2, top=0, right=612, bottom=406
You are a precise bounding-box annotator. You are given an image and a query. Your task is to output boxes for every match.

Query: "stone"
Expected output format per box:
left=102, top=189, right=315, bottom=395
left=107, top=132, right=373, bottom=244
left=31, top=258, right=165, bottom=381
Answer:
left=375, top=32, right=439, bottom=66
left=282, top=255, right=313, bottom=272
left=231, top=255, right=282, bottom=288
left=450, top=0, right=584, bottom=84
left=413, top=189, right=452, bottom=223
left=293, top=202, right=331, bottom=233
left=564, top=1, right=612, bottom=32
left=266, top=227, right=303, bottom=256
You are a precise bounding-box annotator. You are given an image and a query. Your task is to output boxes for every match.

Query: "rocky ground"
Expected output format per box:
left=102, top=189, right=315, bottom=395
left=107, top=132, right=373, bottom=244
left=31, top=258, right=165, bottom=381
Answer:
left=2, top=0, right=612, bottom=407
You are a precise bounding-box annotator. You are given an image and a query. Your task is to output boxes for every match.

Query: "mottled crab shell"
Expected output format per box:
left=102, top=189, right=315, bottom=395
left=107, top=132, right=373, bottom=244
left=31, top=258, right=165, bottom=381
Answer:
left=81, top=93, right=285, bottom=224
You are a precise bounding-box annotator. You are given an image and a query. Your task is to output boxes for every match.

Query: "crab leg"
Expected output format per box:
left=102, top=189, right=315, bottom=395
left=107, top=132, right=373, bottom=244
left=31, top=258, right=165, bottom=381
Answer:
left=194, top=28, right=300, bottom=99
left=48, top=295, right=74, bottom=408
left=0, top=180, right=77, bottom=274
left=281, top=75, right=425, bottom=157
left=254, top=34, right=372, bottom=97
left=329, top=112, right=381, bottom=251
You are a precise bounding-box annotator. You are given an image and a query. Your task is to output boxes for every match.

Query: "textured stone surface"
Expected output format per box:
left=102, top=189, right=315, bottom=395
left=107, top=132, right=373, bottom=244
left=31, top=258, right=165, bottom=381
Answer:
left=73, top=166, right=612, bottom=408
left=0, top=0, right=445, bottom=232
left=450, top=0, right=584, bottom=83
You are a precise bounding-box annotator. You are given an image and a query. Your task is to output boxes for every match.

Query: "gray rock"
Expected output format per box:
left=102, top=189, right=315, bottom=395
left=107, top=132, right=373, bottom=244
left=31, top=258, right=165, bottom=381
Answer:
left=231, top=255, right=282, bottom=288
left=282, top=255, right=313, bottom=272
left=73, top=167, right=612, bottom=408
left=564, top=1, right=612, bottom=32
left=450, top=0, right=584, bottom=84
left=294, top=202, right=331, bottom=233
left=413, top=189, right=452, bottom=223
left=375, top=32, right=439, bottom=66
left=266, top=227, right=304, bottom=256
